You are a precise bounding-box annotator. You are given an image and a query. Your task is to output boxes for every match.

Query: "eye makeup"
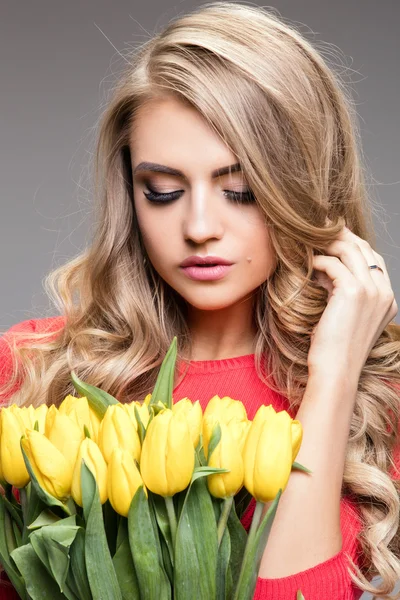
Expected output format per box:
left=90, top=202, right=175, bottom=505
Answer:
left=142, top=183, right=256, bottom=205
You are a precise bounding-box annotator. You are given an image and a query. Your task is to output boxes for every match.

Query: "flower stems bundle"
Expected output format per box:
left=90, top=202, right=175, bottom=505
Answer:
left=0, top=337, right=310, bottom=599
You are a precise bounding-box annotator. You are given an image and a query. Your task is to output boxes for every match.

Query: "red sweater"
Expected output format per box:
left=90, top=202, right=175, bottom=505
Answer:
left=1, top=316, right=394, bottom=599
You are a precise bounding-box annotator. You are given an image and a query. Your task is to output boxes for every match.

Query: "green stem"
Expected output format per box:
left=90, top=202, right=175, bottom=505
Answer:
left=232, top=500, right=264, bottom=600
left=217, top=496, right=233, bottom=547
left=165, top=496, right=177, bottom=547
left=19, top=486, right=28, bottom=545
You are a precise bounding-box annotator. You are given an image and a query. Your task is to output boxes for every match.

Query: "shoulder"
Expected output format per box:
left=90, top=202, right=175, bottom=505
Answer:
left=0, top=316, right=66, bottom=399
left=0, top=315, right=65, bottom=347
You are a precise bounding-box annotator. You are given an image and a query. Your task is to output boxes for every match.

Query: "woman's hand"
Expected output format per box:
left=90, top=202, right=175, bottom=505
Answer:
left=307, top=224, right=398, bottom=382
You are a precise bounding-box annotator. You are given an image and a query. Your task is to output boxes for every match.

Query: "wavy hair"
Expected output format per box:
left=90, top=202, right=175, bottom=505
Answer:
left=1, top=2, right=400, bottom=595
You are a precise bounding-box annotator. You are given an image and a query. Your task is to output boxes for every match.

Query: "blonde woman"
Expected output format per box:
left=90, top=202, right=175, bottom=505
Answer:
left=1, top=2, right=399, bottom=598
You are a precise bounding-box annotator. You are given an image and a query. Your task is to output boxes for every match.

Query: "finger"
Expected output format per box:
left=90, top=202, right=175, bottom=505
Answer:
left=322, top=239, right=377, bottom=292
left=340, top=227, right=390, bottom=284
left=312, top=254, right=357, bottom=291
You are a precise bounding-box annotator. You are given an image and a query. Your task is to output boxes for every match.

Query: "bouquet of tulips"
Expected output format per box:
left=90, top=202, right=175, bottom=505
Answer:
left=0, top=337, right=309, bottom=600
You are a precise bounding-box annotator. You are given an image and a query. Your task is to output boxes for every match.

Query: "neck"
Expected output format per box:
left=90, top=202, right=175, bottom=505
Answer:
left=185, top=294, right=257, bottom=361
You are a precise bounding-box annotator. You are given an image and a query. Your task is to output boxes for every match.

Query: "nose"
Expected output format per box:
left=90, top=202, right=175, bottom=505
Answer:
left=182, top=183, right=224, bottom=244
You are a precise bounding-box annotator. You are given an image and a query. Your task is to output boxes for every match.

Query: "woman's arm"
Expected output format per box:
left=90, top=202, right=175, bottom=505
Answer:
left=258, top=370, right=359, bottom=577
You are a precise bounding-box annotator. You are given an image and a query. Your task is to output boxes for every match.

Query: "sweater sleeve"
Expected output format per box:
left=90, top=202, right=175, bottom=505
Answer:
left=0, top=318, right=37, bottom=405
left=241, top=498, right=364, bottom=600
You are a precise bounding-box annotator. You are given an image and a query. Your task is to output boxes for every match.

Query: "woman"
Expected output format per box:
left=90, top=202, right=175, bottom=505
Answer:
left=1, top=2, right=399, bottom=598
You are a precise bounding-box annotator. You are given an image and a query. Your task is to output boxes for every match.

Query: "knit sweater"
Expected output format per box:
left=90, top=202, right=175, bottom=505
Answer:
left=0, top=316, right=393, bottom=599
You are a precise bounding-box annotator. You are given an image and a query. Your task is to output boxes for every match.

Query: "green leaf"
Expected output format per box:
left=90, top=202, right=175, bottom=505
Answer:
left=29, top=523, right=80, bottom=599
left=70, top=370, right=119, bottom=418
left=103, top=499, right=120, bottom=557
left=0, top=494, right=26, bottom=599
left=128, top=486, right=171, bottom=600
left=150, top=493, right=174, bottom=566
left=233, top=491, right=282, bottom=600
left=4, top=505, right=18, bottom=554
left=133, top=405, right=146, bottom=444
left=227, top=500, right=247, bottom=591
left=20, top=439, right=71, bottom=515
left=112, top=518, right=140, bottom=599
left=80, top=460, right=123, bottom=600
left=216, top=510, right=232, bottom=600
left=195, top=436, right=207, bottom=467
left=292, top=461, right=312, bottom=474
left=297, top=591, right=306, bottom=599
left=28, top=509, right=61, bottom=530
left=3, top=494, right=23, bottom=530
left=69, top=525, right=92, bottom=600
left=174, top=474, right=218, bottom=600
left=148, top=336, right=177, bottom=409
left=12, top=518, right=22, bottom=547
left=11, top=542, right=67, bottom=599
left=191, top=465, right=229, bottom=484
left=207, top=422, right=222, bottom=463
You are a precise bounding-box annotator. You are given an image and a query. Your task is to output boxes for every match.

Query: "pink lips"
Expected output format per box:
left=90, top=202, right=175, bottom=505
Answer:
left=180, top=255, right=233, bottom=267
left=180, top=255, right=234, bottom=281
left=180, top=264, right=233, bottom=281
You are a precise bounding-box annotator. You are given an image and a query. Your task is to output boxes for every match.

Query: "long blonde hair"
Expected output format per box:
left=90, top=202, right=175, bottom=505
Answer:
left=2, top=2, right=400, bottom=595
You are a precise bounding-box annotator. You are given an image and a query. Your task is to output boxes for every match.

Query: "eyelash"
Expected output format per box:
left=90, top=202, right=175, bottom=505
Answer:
left=143, top=186, right=256, bottom=205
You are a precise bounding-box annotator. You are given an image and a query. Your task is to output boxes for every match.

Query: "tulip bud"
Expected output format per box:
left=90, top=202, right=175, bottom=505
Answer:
left=207, top=422, right=244, bottom=498
left=204, top=395, right=247, bottom=422
left=71, top=438, right=108, bottom=506
left=172, top=398, right=202, bottom=447
left=140, top=409, right=194, bottom=496
left=0, top=407, right=30, bottom=487
left=202, top=395, right=249, bottom=458
left=59, top=395, right=100, bottom=442
left=98, top=404, right=141, bottom=464
left=21, top=429, right=72, bottom=500
left=46, top=408, right=85, bottom=481
left=107, top=447, right=145, bottom=516
left=123, top=401, right=150, bottom=431
left=243, top=405, right=303, bottom=502
left=34, top=404, right=48, bottom=433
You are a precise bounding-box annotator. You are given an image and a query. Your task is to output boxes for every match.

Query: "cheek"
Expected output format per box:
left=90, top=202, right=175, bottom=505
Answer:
left=246, top=221, right=276, bottom=276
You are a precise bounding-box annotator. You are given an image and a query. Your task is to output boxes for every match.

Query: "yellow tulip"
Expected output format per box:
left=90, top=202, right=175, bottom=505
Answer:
left=204, top=395, right=247, bottom=423
left=202, top=395, right=249, bottom=459
left=140, top=409, right=194, bottom=496
left=98, top=404, right=141, bottom=464
left=46, top=408, right=85, bottom=481
left=59, top=395, right=101, bottom=442
left=10, top=405, right=34, bottom=430
left=0, top=407, right=30, bottom=487
left=71, top=438, right=108, bottom=506
left=243, top=405, right=303, bottom=502
left=20, top=429, right=72, bottom=500
left=207, top=422, right=244, bottom=498
left=123, top=401, right=150, bottom=430
left=107, top=447, right=145, bottom=517
left=33, top=405, right=48, bottom=433
left=172, top=398, right=202, bottom=447
left=13, top=404, right=48, bottom=433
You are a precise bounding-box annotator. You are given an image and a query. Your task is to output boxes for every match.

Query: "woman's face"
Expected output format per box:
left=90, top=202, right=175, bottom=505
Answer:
left=130, top=95, right=276, bottom=312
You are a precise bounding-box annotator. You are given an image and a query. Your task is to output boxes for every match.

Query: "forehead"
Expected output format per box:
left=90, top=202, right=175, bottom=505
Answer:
left=129, top=96, right=238, bottom=171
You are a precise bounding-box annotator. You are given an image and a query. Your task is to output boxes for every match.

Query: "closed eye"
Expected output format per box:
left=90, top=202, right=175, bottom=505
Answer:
left=143, top=186, right=256, bottom=205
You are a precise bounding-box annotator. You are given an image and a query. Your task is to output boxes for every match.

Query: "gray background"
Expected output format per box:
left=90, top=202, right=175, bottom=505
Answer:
left=0, top=1, right=399, bottom=594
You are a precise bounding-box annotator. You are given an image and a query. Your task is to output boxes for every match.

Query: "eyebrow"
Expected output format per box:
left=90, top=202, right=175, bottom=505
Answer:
left=133, top=161, right=242, bottom=179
